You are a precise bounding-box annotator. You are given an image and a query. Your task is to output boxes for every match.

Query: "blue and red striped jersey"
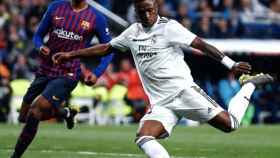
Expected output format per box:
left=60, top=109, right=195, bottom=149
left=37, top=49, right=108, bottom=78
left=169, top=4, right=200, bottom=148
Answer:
left=33, top=0, right=114, bottom=80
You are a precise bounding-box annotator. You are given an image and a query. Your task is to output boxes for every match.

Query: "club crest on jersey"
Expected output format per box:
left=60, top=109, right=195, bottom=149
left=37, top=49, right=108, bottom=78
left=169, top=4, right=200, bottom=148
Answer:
left=81, top=20, right=90, bottom=30
left=151, top=35, right=157, bottom=44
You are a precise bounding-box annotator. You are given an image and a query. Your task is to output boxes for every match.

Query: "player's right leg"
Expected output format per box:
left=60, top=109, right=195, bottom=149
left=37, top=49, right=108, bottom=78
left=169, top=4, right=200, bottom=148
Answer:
left=208, top=73, right=274, bottom=132
left=136, top=120, right=170, bottom=158
left=11, top=95, right=53, bottom=158
left=18, top=102, right=31, bottom=123
left=135, top=106, right=179, bottom=158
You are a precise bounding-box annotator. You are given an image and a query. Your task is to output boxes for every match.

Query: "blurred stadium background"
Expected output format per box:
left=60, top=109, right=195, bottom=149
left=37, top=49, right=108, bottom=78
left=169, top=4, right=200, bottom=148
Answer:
left=0, top=0, right=280, bottom=157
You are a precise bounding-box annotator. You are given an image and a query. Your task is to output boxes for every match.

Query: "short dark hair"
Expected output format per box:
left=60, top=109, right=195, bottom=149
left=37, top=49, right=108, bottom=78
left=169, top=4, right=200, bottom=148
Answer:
left=134, top=0, right=156, bottom=4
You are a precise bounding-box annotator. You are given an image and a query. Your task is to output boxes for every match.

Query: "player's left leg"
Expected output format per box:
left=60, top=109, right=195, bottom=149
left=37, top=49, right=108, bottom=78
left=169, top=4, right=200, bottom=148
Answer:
left=176, top=73, right=273, bottom=133
left=206, top=81, right=256, bottom=132
left=208, top=73, right=274, bottom=132
left=41, top=77, right=79, bottom=129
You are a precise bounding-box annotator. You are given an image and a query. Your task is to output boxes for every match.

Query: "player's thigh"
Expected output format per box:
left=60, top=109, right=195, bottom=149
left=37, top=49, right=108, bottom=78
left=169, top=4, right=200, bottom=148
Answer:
left=29, top=95, right=54, bottom=119
left=41, top=77, right=78, bottom=108
left=137, top=106, right=179, bottom=139
left=175, top=85, right=225, bottom=123
left=23, top=75, right=50, bottom=104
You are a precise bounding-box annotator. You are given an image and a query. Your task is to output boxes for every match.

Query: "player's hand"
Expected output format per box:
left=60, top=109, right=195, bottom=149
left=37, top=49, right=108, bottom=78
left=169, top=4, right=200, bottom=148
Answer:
left=83, top=70, right=98, bottom=86
left=39, top=46, right=51, bottom=56
left=52, top=52, right=71, bottom=64
left=231, top=62, right=252, bottom=74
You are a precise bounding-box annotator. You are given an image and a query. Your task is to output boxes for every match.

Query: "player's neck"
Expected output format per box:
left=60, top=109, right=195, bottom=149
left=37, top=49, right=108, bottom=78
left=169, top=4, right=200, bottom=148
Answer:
left=71, top=1, right=88, bottom=12
left=142, top=16, right=159, bottom=30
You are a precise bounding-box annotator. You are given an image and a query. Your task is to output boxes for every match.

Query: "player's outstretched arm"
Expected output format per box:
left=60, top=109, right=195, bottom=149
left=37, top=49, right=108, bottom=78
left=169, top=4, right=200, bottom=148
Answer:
left=52, top=43, right=113, bottom=64
left=191, top=37, right=252, bottom=74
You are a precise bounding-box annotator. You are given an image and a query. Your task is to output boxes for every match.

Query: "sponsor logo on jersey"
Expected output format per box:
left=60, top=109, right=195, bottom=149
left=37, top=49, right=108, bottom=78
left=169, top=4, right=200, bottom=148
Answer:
left=53, top=28, right=83, bottom=41
left=138, top=45, right=160, bottom=53
left=137, top=52, right=158, bottom=59
left=81, top=20, right=90, bottom=30
left=137, top=45, right=159, bottom=59
left=54, top=16, right=64, bottom=20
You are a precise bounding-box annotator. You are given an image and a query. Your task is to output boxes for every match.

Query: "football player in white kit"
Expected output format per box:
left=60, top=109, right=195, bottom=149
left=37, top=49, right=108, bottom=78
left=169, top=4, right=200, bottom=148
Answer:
left=53, top=0, right=274, bottom=157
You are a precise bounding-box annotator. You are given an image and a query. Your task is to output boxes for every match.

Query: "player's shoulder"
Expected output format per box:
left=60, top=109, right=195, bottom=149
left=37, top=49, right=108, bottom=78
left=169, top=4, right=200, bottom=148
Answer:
left=165, top=19, right=181, bottom=26
left=122, top=23, right=139, bottom=34
left=163, top=18, right=185, bottom=31
left=88, top=6, right=106, bottom=19
left=128, top=23, right=139, bottom=30
left=156, top=17, right=180, bottom=29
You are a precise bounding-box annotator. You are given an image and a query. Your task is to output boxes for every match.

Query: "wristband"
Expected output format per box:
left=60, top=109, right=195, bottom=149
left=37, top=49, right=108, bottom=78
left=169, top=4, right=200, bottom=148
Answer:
left=221, top=56, right=236, bottom=69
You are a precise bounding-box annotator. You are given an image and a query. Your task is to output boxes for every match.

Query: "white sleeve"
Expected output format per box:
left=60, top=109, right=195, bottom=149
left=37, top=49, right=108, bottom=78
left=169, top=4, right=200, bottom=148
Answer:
left=165, top=20, right=197, bottom=46
left=110, top=25, right=133, bottom=52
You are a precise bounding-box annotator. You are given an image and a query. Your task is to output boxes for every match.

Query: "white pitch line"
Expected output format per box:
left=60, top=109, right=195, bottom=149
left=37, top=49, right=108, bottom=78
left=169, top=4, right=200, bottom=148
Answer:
left=80, top=151, right=206, bottom=158
left=1, top=149, right=206, bottom=158
left=77, top=151, right=145, bottom=158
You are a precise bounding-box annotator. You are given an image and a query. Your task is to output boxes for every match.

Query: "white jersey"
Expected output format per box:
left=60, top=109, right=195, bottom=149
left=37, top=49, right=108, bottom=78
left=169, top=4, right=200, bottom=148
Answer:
left=110, top=17, right=197, bottom=106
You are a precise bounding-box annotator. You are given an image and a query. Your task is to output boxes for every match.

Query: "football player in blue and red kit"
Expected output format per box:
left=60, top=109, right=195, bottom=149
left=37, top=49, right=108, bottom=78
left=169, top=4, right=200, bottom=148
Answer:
left=11, top=0, right=114, bottom=157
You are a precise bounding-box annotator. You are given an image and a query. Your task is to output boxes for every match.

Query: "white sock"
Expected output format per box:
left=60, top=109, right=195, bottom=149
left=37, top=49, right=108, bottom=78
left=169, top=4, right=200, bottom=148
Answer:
left=136, top=136, right=170, bottom=158
left=65, top=108, right=71, bottom=118
left=228, top=83, right=256, bottom=128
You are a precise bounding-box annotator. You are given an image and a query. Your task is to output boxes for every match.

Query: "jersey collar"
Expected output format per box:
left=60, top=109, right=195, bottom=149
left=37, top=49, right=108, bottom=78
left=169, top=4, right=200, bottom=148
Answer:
left=142, top=16, right=160, bottom=33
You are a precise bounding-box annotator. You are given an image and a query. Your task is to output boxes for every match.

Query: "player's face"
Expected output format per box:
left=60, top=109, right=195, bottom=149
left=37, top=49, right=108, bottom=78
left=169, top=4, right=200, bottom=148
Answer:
left=135, top=0, right=158, bottom=27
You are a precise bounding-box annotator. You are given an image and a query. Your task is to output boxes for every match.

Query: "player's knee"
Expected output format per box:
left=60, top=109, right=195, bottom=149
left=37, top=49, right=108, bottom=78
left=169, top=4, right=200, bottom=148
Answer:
left=224, top=113, right=240, bottom=133
left=18, top=117, right=26, bottom=123
left=221, top=125, right=235, bottom=133
left=31, top=96, right=53, bottom=118
left=221, top=119, right=237, bottom=133
left=29, top=106, right=42, bottom=119
left=18, top=112, right=28, bottom=123
left=35, top=96, right=52, bottom=109
left=18, top=102, right=30, bottom=123
left=135, top=135, right=155, bottom=147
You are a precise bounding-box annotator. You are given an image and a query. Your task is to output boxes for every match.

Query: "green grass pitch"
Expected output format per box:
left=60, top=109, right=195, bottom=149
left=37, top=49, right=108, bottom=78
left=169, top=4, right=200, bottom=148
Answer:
left=0, top=124, right=279, bottom=158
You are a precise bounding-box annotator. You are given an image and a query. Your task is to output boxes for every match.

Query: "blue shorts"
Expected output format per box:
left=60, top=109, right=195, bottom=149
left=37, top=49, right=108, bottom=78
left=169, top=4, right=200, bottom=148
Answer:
left=23, top=74, right=78, bottom=108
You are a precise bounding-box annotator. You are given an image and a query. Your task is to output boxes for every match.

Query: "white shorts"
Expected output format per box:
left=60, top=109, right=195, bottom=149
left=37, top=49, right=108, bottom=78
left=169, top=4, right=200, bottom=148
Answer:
left=138, top=84, right=224, bottom=138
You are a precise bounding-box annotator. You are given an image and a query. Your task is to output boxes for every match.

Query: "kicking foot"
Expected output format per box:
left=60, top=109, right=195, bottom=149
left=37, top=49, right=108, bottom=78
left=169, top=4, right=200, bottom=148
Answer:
left=239, top=73, right=274, bottom=86
left=65, top=106, right=79, bottom=129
